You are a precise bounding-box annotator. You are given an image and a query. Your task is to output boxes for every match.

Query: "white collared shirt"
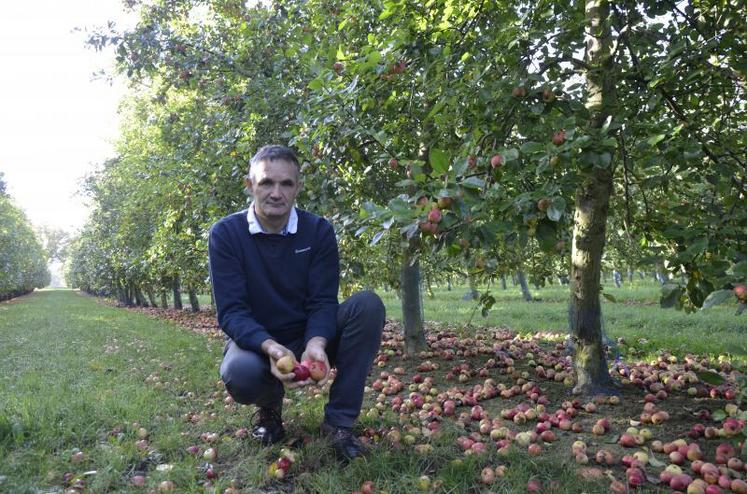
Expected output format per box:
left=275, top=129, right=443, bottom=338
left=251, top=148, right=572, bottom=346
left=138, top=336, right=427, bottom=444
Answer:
left=247, top=201, right=298, bottom=236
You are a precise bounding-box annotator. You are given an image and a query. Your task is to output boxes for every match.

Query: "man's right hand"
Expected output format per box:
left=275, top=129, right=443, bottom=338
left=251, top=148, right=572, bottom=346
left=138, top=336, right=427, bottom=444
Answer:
left=261, top=339, right=298, bottom=385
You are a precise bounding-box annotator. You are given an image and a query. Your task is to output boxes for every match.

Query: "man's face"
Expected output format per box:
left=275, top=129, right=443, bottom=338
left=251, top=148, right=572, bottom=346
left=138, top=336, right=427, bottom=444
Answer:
left=245, top=159, right=302, bottom=225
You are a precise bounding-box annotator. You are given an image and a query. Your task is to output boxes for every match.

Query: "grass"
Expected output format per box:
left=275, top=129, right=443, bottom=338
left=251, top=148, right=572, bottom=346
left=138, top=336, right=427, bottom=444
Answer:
left=380, top=279, right=747, bottom=361
left=1, top=288, right=744, bottom=493
left=0, top=290, right=616, bottom=494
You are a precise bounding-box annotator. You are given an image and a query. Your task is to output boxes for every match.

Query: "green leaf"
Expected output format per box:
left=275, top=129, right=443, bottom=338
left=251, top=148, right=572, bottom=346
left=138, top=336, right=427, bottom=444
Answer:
left=370, top=230, right=385, bottom=246
left=520, top=142, right=545, bottom=155
left=535, top=220, right=556, bottom=252
left=462, top=176, right=485, bottom=189
left=701, top=289, right=733, bottom=310
left=696, top=371, right=725, bottom=386
left=503, top=148, right=519, bottom=161
left=647, top=134, right=666, bottom=146
left=547, top=197, right=566, bottom=222
left=730, top=261, right=747, bottom=277
left=660, top=284, right=682, bottom=309
left=429, top=149, right=449, bottom=174
left=602, top=293, right=617, bottom=303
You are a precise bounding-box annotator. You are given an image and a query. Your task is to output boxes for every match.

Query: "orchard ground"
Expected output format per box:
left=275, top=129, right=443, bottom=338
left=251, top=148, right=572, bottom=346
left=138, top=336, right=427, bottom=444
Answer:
left=0, top=288, right=744, bottom=494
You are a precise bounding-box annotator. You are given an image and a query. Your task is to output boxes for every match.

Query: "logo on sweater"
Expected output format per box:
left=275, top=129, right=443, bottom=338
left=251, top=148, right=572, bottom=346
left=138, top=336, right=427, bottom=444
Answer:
left=295, top=247, right=311, bottom=254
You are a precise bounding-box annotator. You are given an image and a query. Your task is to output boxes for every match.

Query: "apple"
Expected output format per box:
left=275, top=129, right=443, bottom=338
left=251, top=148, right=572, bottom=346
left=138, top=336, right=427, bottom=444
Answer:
left=276, top=355, right=295, bottom=374
left=388, top=158, right=398, bottom=169
left=159, top=480, right=175, bottom=492
left=131, top=475, right=146, bottom=487
left=333, top=62, right=344, bottom=73
left=537, top=198, right=551, bottom=212
left=542, top=88, right=556, bottom=102
left=733, top=284, right=747, bottom=300
left=203, top=448, right=217, bottom=461
left=490, top=155, right=503, bottom=168
left=527, top=479, right=542, bottom=492
left=437, top=196, right=453, bottom=209
left=512, top=86, right=527, bottom=98
left=552, top=130, right=566, bottom=146
left=307, top=360, right=327, bottom=381
left=481, top=467, right=496, bottom=484
left=427, top=208, right=442, bottom=223
left=292, top=363, right=311, bottom=381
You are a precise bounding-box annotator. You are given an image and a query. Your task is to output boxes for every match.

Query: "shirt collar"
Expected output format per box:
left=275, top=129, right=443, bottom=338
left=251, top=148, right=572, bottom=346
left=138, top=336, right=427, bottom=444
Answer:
left=247, top=202, right=298, bottom=236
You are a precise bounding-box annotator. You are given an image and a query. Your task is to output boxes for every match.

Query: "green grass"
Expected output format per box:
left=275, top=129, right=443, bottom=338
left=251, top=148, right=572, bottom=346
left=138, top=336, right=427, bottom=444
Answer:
left=2, top=288, right=744, bottom=493
left=380, top=279, right=747, bottom=361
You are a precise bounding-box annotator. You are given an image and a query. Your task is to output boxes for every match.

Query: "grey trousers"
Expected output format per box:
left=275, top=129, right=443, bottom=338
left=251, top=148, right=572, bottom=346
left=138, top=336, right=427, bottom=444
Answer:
left=220, top=291, right=385, bottom=428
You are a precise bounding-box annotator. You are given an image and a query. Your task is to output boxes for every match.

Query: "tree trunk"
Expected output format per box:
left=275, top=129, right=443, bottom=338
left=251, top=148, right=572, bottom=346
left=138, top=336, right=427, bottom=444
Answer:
left=188, top=289, right=200, bottom=312
left=500, top=275, right=507, bottom=290
left=400, top=241, right=426, bottom=355
left=570, top=0, right=616, bottom=396
left=146, top=288, right=158, bottom=308
left=172, top=276, right=183, bottom=310
left=160, top=290, right=168, bottom=309
left=133, top=284, right=147, bottom=306
left=516, top=270, right=533, bottom=301
left=467, top=274, right=479, bottom=300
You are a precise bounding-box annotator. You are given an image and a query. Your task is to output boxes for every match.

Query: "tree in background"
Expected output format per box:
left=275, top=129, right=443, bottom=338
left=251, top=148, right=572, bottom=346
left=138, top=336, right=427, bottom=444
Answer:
left=68, top=0, right=745, bottom=395
left=0, top=189, right=50, bottom=300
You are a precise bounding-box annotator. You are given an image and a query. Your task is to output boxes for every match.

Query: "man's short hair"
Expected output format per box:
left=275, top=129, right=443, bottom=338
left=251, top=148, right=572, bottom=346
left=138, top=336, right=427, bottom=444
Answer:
left=248, top=145, right=300, bottom=181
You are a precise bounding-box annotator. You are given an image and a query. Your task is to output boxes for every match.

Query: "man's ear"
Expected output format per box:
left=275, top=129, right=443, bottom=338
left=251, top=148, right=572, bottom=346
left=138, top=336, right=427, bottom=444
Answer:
left=244, top=176, right=252, bottom=190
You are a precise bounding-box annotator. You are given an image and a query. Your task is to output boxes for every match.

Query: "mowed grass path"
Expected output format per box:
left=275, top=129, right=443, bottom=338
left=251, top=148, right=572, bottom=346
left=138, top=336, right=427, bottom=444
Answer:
left=0, top=290, right=226, bottom=493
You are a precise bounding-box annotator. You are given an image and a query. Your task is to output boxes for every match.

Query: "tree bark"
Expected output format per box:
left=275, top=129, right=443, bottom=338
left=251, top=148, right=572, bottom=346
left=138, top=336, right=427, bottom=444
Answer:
left=172, top=276, right=183, bottom=310
left=146, top=288, right=158, bottom=308
left=516, top=270, right=533, bottom=301
left=500, top=274, right=507, bottom=290
left=188, top=289, right=200, bottom=312
left=160, top=290, right=168, bottom=309
left=400, top=241, right=426, bottom=355
left=570, top=0, right=617, bottom=396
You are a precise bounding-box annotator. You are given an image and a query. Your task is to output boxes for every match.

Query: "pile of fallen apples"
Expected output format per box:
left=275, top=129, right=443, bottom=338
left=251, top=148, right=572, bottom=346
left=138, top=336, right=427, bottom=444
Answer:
left=353, top=325, right=746, bottom=492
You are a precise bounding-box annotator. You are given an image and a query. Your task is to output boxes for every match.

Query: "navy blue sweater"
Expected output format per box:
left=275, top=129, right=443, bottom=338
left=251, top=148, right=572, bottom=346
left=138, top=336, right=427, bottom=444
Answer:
left=208, top=209, right=339, bottom=353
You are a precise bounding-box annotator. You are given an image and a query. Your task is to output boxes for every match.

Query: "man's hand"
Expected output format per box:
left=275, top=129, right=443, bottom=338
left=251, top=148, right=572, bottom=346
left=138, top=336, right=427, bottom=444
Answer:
left=261, top=339, right=297, bottom=386
left=300, top=336, right=331, bottom=386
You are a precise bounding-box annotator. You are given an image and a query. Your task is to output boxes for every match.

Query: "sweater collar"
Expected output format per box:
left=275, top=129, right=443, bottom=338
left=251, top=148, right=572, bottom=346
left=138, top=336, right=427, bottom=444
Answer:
left=247, top=202, right=298, bottom=235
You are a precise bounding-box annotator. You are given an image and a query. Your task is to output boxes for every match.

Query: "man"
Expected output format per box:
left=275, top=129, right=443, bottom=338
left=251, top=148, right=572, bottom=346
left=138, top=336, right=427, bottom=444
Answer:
left=208, top=144, right=385, bottom=461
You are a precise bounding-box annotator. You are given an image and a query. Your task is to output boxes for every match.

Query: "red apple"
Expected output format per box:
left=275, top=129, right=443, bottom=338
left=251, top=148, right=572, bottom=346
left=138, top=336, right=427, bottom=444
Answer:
left=490, top=155, right=503, bottom=168
left=292, top=363, right=310, bottom=381
left=427, top=208, right=442, bottom=223
left=733, top=284, right=747, bottom=300
left=306, top=360, right=327, bottom=381
left=552, top=130, right=566, bottom=146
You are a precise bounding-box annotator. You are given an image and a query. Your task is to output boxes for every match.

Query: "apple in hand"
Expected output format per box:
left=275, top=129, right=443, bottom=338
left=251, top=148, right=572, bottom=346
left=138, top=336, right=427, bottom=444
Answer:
left=292, top=363, right=311, bottom=381
left=303, top=360, right=328, bottom=381
left=276, top=355, right=296, bottom=374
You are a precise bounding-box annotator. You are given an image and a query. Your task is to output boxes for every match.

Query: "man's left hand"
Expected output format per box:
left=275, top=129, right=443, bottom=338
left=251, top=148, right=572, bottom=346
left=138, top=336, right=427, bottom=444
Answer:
left=300, top=336, right=330, bottom=386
